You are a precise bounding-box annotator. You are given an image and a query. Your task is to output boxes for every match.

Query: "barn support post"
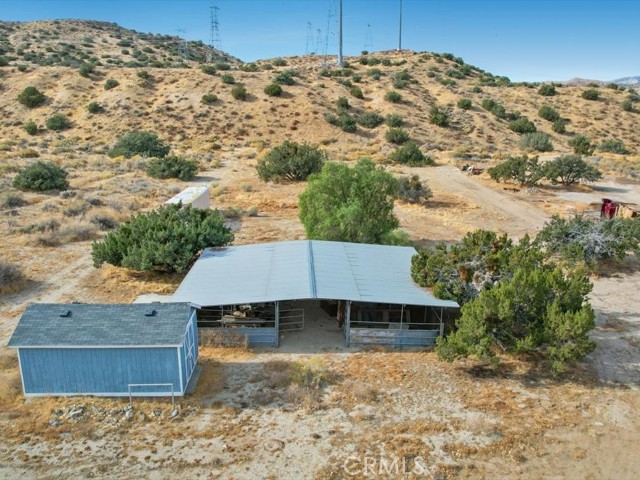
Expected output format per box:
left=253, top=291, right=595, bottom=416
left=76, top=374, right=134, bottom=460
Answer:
left=439, top=307, right=444, bottom=337
left=344, top=300, right=351, bottom=347
left=275, top=301, right=280, bottom=347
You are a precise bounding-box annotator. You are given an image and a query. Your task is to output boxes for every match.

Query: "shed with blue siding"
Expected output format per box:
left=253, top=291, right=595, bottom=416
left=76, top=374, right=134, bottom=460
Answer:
left=8, top=303, right=198, bottom=397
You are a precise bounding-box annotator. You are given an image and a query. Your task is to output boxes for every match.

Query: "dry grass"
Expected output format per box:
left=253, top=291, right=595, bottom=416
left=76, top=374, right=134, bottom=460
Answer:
left=199, top=329, right=250, bottom=349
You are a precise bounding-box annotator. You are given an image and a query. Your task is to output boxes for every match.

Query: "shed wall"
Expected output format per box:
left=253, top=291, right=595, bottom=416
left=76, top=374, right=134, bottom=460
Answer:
left=19, top=347, right=183, bottom=396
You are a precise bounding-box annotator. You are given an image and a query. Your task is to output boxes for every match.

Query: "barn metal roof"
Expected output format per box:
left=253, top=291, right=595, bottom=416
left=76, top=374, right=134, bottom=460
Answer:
left=8, top=303, right=193, bottom=348
left=172, top=240, right=459, bottom=309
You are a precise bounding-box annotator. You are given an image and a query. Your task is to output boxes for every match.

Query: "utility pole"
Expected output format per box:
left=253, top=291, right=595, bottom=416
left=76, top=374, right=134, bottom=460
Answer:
left=337, top=0, right=343, bottom=66
left=398, top=0, right=403, bottom=51
left=305, top=21, right=314, bottom=54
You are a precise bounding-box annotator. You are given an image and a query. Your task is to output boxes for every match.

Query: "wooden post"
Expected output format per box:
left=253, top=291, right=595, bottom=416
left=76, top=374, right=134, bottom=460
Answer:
left=275, top=301, right=280, bottom=347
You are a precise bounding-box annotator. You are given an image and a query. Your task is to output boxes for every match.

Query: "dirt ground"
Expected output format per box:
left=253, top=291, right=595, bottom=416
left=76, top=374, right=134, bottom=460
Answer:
left=1, top=151, right=639, bottom=479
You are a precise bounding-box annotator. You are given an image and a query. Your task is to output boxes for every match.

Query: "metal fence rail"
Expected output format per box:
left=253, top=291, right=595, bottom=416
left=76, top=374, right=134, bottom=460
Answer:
left=128, top=383, right=175, bottom=407
left=278, top=308, right=304, bottom=331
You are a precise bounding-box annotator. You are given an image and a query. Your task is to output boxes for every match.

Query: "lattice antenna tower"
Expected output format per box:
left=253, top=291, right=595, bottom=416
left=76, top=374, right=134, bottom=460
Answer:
left=305, top=21, right=314, bottom=55
left=176, top=28, right=189, bottom=61
left=364, top=23, right=373, bottom=52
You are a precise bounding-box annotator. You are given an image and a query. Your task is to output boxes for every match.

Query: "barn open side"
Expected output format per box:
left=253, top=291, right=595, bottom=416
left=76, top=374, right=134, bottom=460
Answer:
left=172, top=240, right=459, bottom=349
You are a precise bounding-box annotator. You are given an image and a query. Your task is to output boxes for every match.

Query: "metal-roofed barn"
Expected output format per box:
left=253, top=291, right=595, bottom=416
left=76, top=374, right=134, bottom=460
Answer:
left=172, top=240, right=459, bottom=348
left=8, top=303, right=198, bottom=397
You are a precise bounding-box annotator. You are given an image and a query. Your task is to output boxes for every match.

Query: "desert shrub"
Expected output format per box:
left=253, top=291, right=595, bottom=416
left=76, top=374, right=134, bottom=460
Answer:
left=13, top=161, right=69, bottom=191
left=336, top=96, right=350, bottom=111
left=471, top=86, right=482, bottom=93
left=264, top=83, right=283, bottom=96
left=137, top=70, right=150, bottom=80
left=384, top=90, right=402, bottom=103
left=221, top=73, right=235, bottom=84
left=108, top=131, right=170, bottom=158
left=17, top=86, right=45, bottom=108
left=355, top=111, right=384, bottom=128
left=385, top=113, right=404, bottom=127
left=256, top=141, right=326, bottom=182
left=92, top=204, right=233, bottom=273
left=78, top=63, right=95, bottom=77
left=87, top=102, right=102, bottom=113
left=597, top=139, right=628, bottom=154
left=428, top=105, right=450, bottom=127
left=396, top=175, right=432, bottom=204
left=45, top=114, right=71, bottom=131
left=509, top=117, right=537, bottom=134
left=0, top=261, right=26, bottom=294
left=457, top=98, right=472, bottom=110
left=552, top=119, right=567, bottom=134
left=488, top=155, right=544, bottom=186
left=389, top=142, right=433, bottom=166
left=146, top=156, right=198, bottom=181
left=88, top=210, right=120, bottom=230
left=215, top=62, right=231, bottom=70
left=622, top=99, right=634, bottom=112
left=231, top=85, right=247, bottom=100
left=104, top=78, right=119, bottom=90
left=201, top=64, right=217, bottom=75
left=0, top=192, right=27, bottom=209
left=18, top=149, right=39, bottom=158
left=519, top=132, right=553, bottom=152
left=581, top=89, right=600, bottom=101
left=569, top=134, right=594, bottom=155
left=273, top=71, right=295, bottom=85
left=299, top=158, right=399, bottom=244
left=543, top=154, right=602, bottom=185
left=201, top=93, right=217, bottom=104
left=538, top=84, right=556, bottom=96
left=538, top=105, right=560, bottom=122
left=24, top=121, right=38, bottom=135
left=481, top=98, right=498, bottom=111
left=349, top=86, right=364, bottom=99
left=385, top=127, right=410, bottom=145
left=412, top=230, right=596, bottom=373
left=537, top=215, right=640, bottom=268
left=272, top=58, right=287, bottom=66
left=325, top=112, right=357, bottom=132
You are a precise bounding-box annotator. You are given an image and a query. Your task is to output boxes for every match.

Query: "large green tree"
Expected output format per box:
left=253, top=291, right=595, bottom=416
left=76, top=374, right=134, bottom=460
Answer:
left=92, top=204, right=233, bottom=273
left=543, top=155, right=602, bottom=186
left=299, top=158, right=399, bottom=244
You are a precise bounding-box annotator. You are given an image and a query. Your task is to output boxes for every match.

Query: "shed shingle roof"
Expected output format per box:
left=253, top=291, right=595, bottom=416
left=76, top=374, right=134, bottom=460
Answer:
left=8, top=303, right=193, bottom=348
left=172, top=240, right=459, bottom=308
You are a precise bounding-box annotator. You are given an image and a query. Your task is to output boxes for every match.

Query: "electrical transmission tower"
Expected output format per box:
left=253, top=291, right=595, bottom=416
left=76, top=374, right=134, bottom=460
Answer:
left=207, top=3, right=222, bottom=62
left=364, top=23, right=373, bottom=52
left=323, top=0, right=338, bottom=66
left=315, top=28, right=323, bottom=56
left=176, top=28, right=189, bottom=61
left=305, top=21, right=314, bottom=55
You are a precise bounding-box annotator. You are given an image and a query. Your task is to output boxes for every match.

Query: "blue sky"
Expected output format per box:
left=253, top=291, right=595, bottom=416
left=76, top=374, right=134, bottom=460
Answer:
left=2, top=0, right=638, bottom=81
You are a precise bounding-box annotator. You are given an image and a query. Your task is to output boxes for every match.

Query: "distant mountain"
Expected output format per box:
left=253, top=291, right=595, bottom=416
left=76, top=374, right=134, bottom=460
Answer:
left=563, top=78, right=605, bottom=86
left=613, top=76, right=640, bottom=85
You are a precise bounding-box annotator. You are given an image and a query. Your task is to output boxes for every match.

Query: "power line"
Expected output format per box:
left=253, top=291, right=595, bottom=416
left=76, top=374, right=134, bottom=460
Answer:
left=337, top=0, right=343, bottom=66
left=209, top=3, right=222, bottom=58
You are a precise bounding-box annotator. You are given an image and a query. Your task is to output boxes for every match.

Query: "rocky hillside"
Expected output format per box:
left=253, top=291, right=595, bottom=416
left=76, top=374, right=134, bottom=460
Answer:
left=0, top=20, right=638, bottom=165
left=0, top=20, right=237, bottom=68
